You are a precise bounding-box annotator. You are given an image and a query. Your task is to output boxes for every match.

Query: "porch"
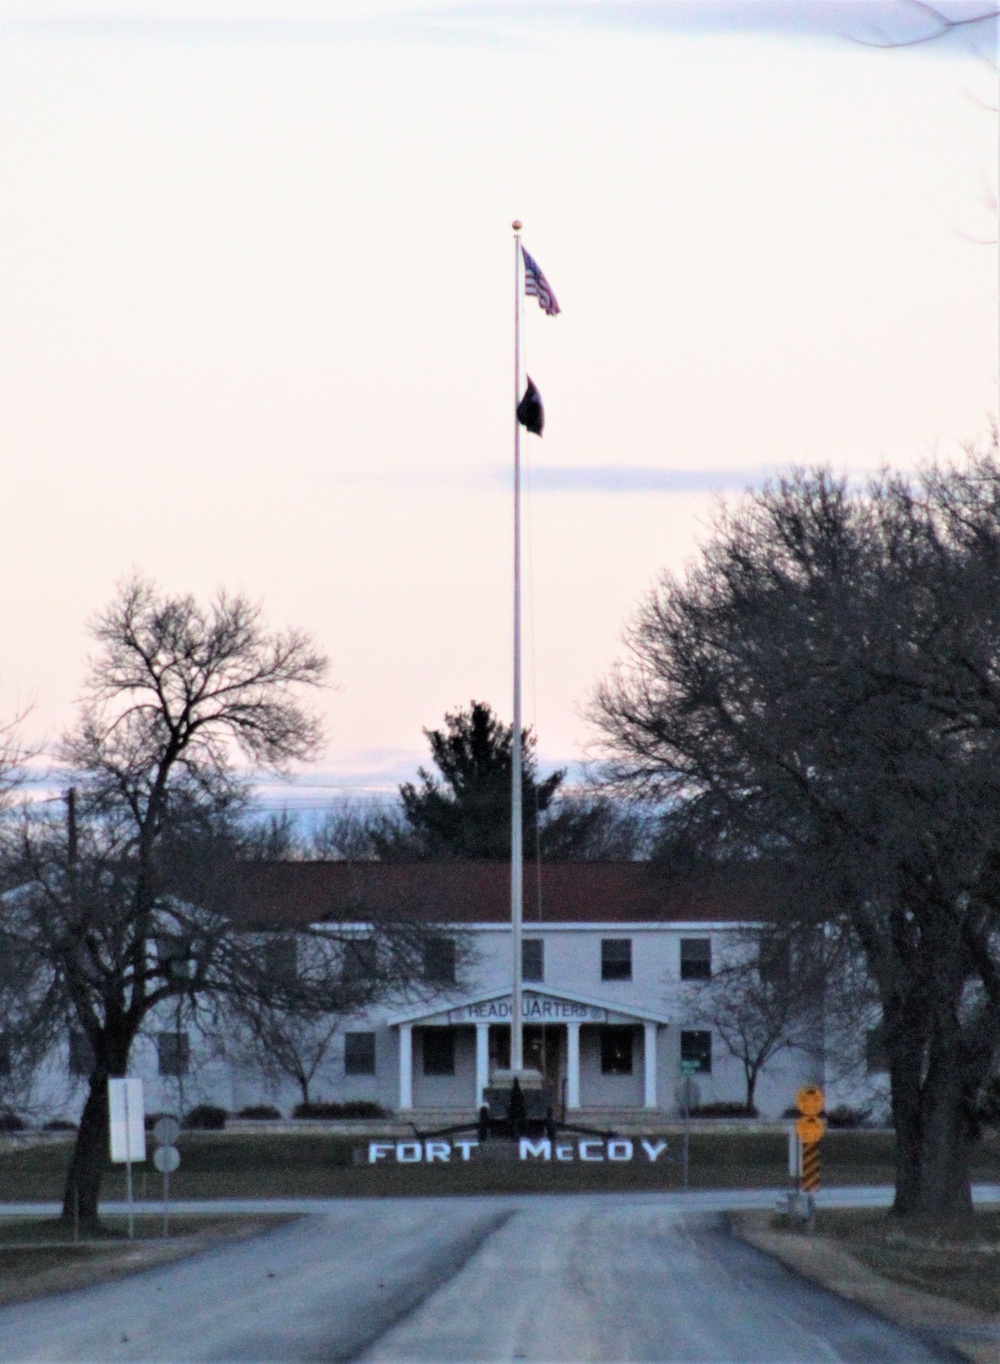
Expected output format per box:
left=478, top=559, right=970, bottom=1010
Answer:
left=387, top=987, right=669, bottom=1113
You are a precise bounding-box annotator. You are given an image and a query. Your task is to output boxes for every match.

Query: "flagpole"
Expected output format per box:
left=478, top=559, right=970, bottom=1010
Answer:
left=511, top=219, right=524, bottom=1074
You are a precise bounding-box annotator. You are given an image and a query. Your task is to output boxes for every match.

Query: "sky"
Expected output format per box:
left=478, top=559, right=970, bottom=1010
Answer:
left=0, top=0, right=997, bottom=814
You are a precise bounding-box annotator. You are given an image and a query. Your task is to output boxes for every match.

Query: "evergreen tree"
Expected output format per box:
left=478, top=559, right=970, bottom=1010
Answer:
left=393, top=701, right=562, bottom=859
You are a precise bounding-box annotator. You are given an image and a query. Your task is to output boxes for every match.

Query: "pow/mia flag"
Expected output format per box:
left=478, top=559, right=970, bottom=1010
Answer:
left=516, top=376, right=544, bottom=436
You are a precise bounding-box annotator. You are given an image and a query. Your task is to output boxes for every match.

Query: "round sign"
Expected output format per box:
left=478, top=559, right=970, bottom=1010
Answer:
left=153, top=1144, right=181, bottom=1174
left=795, top=1086, right=825, bottom=1118
left=795, top=1115, right=825, bottom=1143
left=153, top=1116, right=181, bottom=1146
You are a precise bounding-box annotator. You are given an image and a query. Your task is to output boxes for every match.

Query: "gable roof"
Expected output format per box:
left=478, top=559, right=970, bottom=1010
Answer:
left=230, top=860, right=771, bottom=930
left=385, top=982, right=671, bottom=1027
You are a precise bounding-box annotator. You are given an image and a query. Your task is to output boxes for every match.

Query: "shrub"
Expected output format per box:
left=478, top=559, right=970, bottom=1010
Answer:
left=824, top=1104, right=870, bottom=1129
left=236, top=1105, right=282, bottom=1120
left=292, top=1100, right=388, bottom=1120
left=0, top=1111, right=25, bottom=1132
left=183, top=1104, right=228, bottom=1131
left=144, top=1110, right=177, bottom=1132
left=42, top=1119, right=77, bottom=1132
left=688, top=1102, right=758, bottom=1119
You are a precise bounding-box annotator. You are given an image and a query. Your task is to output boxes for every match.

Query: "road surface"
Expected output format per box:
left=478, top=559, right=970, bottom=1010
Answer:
left=0, top=1194, right=966, bottom=1362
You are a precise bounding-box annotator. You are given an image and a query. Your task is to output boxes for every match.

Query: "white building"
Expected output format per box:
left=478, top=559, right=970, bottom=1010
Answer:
left=182, top=862, right=825, bottom=1121
left=27, top=862, right=854, bottom=1124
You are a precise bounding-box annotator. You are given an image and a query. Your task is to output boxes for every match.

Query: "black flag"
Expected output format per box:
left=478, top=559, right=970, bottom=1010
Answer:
left=516, top=376, right=544, bottom=436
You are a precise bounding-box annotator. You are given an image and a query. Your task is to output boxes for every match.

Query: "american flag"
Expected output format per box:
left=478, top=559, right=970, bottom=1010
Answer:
left=522, top=246, right=560, bottom=316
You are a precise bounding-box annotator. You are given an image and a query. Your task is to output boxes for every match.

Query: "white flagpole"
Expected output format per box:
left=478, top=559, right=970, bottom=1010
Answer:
left=511, top=219, right=524, bottom=1073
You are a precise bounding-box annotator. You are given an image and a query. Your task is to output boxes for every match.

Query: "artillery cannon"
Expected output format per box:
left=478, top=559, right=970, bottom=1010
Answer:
left=478, top=1068, right=556, bottom=1141
left=408, top=1066, right=618, bottom=1146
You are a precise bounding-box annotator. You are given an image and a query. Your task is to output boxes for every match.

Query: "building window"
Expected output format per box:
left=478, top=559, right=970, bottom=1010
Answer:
left=423, top=937, right=456, bottom=986
left=866, top=1024, right=888, bottom=1074
left=157, top=934, right=192, bottom=982
left=157, top=1031, right=190, bottom=1077
left=344, top=1031, right=377, bottom=1076
left=522, top=938, right=544, bottom=983
left=422, top=1028, right=455, bottom=1076
left=757, top=933, right=791, bottom=986
left=600, top=1026, right=634, bottom=1075
left=342, top=937, right=378, bottom=985
left=680, top=1030, right=712, bottom=1075
left=264, top=936, right=297, bottom=987
left=680, top=938, right=712, bottom=981
left=69, top=1030, right=95, bottom=1078
left=601, top=938, right=632, bottom=981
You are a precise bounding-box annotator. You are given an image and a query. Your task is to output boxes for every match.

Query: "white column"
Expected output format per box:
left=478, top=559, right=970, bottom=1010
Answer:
left=399, top=1024, right=413, bottom=1111
left=643, top=1022, right=658, bottom=1110
left=566, top=1022, right=581, bottom=1110
left=475, top=1023, right=490, bottom=1107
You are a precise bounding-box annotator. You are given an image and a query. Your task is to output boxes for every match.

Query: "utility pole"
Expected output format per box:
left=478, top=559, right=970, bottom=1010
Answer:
left=66, top=786, right=78, bottom=907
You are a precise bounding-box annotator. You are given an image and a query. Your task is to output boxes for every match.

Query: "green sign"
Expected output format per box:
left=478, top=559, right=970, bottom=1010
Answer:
left=680, top=1060, right=699, bottom=1076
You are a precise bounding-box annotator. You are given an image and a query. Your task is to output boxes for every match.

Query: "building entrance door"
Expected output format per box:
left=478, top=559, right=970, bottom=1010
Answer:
left=488, top=1023, right=510, bottom=1073
left=488, top=1024, right=562, bottom=1099
left=524, top=1025, right=562, bottom=1100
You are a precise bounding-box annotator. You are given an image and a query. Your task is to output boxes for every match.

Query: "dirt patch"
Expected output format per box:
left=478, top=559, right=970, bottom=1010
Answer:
left=732, top=1208, right=1000, bottom=1364
left=0, top=1214, right=296, bottom=1309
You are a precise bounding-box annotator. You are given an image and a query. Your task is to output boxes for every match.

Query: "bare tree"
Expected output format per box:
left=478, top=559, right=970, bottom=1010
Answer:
left=685, top=927, right=824, bottom=1113
left=214, top=919, right=459, bottom=1108
left=8, top=576, right=329, bottom=1225
left=226, top=1006, right=342, bottom=1111
left=311, top=799, right=410, bottom=860
left=860, top=1, right=998, bottom=49
left=594, top=442, right=1000, bottom=1226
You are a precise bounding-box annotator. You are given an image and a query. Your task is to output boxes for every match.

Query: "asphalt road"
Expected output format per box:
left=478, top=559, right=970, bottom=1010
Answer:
left=0, top=1195, right=966, bottom=1363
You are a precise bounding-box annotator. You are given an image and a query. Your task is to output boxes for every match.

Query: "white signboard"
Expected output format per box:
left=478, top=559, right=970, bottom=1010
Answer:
left=108, top=1078, right=147, bottom=1164
left=423, top=992, right=639, bottom=1028
left=449, top=996, right=600, bottom=1024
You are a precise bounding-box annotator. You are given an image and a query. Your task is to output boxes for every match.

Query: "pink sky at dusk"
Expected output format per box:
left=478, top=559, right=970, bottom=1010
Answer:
left=0, top=1, right=996, bottom=810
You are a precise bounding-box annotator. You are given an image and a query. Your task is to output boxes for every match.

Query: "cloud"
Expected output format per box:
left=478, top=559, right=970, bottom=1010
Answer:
left=516, top=464, right=781, bottom=493
left=0, top=1, right=994, bottom=52
left=448, top=1, right=998, bottom=49
left=316, top=463, right=784, bottom=492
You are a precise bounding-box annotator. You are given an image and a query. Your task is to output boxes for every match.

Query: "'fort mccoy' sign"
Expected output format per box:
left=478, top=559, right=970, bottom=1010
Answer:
left=368, top=1138, right=669, bottom=1164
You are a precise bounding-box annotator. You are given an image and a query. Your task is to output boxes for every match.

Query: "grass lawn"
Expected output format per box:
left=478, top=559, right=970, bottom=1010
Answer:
left=811, top=1208, right=1000, bottom=1315
left=4, top=1127, right=1000, bottom=1201
left=0, top=1213, right=295, bottom=1308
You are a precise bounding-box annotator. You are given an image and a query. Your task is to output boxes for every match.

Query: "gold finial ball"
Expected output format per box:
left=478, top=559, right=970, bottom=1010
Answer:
left=512, top=220, right=522, bottom=231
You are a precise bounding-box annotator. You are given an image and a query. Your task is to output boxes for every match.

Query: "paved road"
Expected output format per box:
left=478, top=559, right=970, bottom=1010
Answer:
left=4, top=1180, right=1000, bottom=1220
left=0, top=1193, right=963, bottom=1363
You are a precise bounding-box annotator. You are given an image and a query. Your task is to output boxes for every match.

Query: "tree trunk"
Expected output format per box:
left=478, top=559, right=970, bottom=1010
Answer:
left=62, top=1029, right=132, bottom=1227
left=892, top=1098, right=974, bottom=1227
left=745, top=1064, right=758, bottom=1114
left=889, top=999, right=976, bottom=1228
left=62, top=1074, right=112, bottom=1227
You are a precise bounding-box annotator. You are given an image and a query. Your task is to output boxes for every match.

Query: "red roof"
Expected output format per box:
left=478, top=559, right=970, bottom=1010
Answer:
left=231, top=861, right=767, bottom=929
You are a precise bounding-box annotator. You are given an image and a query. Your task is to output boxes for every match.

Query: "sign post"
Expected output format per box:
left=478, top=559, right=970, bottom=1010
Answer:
left=152, top=1116, right=181, bottom=1237
left=679, top=1059, right=699, bottom=1190
left=108, top=1078, right=146, bottom=1239
left=791, top=1085, right=825, bottom=1228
